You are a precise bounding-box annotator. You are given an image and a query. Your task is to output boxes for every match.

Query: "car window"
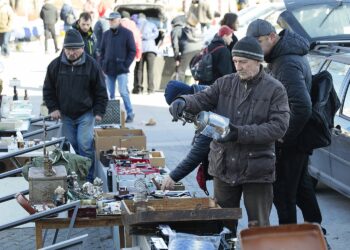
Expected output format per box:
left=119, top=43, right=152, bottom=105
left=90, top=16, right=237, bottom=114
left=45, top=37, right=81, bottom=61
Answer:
left=291, top=3, right=350, bottom=38
left=325, top=61, right=349, bottom=96
left=307, top=54, right=326, bottom=74
left=342, top=83, right=350, bottom=118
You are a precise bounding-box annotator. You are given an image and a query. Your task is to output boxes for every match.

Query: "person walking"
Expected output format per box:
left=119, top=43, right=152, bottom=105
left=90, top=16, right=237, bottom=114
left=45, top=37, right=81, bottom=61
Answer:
left=246, top=19, right=325, bottom=231
left=100, top=12, right=136, bottom=123
left=40, top=0, right=60, bottom=54
left=169, top=36, right=290, bottom=233
left=0, top=0, right=13, bottom=57
left=133, top=13, right=158, bottom=94
left=72, top=12, right=96, bottom=58
left=188, top=0, right=213, bottom=32
left=60, top=0, right=76, bottom=31
left=43, top=29, right=108, bottom=182
left=120, top=10, right=142, bottom=92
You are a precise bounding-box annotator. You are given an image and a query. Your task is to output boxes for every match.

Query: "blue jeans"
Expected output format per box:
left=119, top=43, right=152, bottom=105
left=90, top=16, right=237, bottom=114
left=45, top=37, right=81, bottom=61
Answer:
left=62, top=111, right=95, bottom=182
left=106, top=74, right=133, bottom=116
left=0, top=32, right=11, bottom=56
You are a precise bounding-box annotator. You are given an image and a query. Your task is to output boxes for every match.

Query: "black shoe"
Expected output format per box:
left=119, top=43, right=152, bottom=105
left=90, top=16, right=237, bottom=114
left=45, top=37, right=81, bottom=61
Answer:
left=132, top=89, right=142, bottom=94
left=147, top=90, right=155, bottom=95
left=55, top=48, right=60, bottom=53
left=125, top=113, right=135, bottom=123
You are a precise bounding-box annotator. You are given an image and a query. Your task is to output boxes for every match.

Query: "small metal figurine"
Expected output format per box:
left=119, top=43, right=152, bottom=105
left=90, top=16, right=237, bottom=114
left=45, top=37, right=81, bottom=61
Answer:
left=43, top=118, right=56, bottom=176
left=54, top=186, right=66, bottom=206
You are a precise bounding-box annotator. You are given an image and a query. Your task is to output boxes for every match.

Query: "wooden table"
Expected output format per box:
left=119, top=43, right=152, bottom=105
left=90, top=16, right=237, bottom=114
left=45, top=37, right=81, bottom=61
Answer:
left=35, top=215, right=130, bottom=249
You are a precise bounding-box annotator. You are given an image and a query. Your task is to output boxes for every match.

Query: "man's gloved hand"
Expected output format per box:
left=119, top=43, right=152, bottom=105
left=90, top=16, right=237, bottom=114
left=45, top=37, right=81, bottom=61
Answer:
left=169, top=98, right=186, bottom=121
left=216, top=124, right=238, bottom=143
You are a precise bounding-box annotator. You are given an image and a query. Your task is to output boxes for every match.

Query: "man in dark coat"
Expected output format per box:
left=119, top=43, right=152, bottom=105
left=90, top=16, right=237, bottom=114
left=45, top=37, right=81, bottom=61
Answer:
left=43, top=29, right=108, bottom=182
left=73, top=12, right=97, bottom=58
left=246, top=19, right=325, bottom=231
left=169, top=36, right=290, bottom=232
left=100, top=12, right=136, bottom=123
left=40, top=0, right=59, bottom=53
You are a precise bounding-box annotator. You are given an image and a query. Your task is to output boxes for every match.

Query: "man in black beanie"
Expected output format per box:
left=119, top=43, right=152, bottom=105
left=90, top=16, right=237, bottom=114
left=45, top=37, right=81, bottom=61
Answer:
left=43, top=29, right=108, bottom=182
left=168, top=36, right=290, bottom=233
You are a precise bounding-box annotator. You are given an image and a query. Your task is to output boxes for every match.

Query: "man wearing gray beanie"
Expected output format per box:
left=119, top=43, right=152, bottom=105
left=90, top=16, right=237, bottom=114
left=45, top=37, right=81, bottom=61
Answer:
left=168, top=36, right=290, bottom=233
left=43, top=29, right=108, bottom=182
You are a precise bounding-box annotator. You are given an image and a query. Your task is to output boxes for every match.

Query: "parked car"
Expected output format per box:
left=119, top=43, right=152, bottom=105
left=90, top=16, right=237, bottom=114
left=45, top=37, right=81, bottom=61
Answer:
left=279, top=0, right=350, bottom=198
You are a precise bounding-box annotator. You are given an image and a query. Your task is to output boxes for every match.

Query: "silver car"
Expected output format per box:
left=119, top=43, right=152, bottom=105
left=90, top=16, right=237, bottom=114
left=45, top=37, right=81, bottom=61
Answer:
left=280, top=0, right=350, bottom=198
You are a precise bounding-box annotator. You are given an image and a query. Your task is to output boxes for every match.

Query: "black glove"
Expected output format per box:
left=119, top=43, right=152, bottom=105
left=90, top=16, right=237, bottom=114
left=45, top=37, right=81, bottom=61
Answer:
left=216, top=124, right=238, bottom=143
left=169, top=98, right=186, bottom=121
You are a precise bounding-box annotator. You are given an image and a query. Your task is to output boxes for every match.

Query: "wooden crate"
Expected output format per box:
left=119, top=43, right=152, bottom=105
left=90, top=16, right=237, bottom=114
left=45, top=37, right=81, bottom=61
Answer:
left=121, top=198, right=241, bottom=226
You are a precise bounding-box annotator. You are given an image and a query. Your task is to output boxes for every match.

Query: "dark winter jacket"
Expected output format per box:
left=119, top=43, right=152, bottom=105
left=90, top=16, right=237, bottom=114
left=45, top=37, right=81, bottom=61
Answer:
left=265, top=29, right=312, bottom=146
left=182, top=68, right=290, bottom=185
left=73, top=22, right=97, bottom=58
left=171, top=17, right=185, bottom=59
left=178, top=26, right=203, bottom=55
left=200, top=35, right=233, bottom=85
left=43, top=53, right=108, bottom=119
left=60, top=3, right=75, bottom=26
left=100, top=26, right=136, bottom=76
left=40, top=3, right=58, bottom=26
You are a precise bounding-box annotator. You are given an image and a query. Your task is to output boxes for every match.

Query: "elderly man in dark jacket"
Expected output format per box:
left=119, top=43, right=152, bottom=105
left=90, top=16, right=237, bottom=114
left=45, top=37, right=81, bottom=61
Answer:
left=43, top=29, right=108, bottom=182
left=100, top=12, right=136, bottom=123
left=40, top=0, right=59, bottom=53
left=169, top=36, right=290, bottom=230
left=246, top=19, right=325, bottom=231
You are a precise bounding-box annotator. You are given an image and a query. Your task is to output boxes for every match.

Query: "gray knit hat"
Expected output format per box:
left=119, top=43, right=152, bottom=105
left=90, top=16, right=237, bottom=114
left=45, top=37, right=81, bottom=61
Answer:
left=232, top=36, right=264, bottom=62
left=63, top=29, right=84, bottom=48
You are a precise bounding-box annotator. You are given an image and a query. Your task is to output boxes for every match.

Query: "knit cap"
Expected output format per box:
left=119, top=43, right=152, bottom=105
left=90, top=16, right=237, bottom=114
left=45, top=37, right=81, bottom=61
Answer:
left=63, top=29, right=84, bottom=48
left=232, top=36, right=264, bottom=62
left=218, top=25, right=233, bottom=37
left=164, top=81, right=194, bottom=105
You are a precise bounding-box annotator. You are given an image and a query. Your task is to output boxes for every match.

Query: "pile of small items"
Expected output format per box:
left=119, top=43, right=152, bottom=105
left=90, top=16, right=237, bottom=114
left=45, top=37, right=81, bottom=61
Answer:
left=66, top=172, right=122, bottom=216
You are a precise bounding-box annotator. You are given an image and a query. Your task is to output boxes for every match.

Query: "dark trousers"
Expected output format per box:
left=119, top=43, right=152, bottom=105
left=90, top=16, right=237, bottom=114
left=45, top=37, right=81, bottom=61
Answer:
left=44, top=24, right=58, bottom=52
left=134, top=52, right=156, bottom=92
left=214, top=178, right=273, bottom=234
left=273, top=146, right=322, bottom=225
left=178, top=50, right=200, bottom=82
left=0, top=32, right=11, bottom=56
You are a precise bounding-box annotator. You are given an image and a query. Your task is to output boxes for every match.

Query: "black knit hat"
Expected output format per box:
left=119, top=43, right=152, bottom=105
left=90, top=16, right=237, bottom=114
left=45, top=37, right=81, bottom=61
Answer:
left=63, top=29, right=84, bottom=48
left=232, top=36, right=264, bottom=62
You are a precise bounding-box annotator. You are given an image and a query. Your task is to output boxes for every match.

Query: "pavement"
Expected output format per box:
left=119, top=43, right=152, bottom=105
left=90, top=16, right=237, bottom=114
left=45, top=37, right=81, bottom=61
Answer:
left=0, top=39, right=350, bottom=249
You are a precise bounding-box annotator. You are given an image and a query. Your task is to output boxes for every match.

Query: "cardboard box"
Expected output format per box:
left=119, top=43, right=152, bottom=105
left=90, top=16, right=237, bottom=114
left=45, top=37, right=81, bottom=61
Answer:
left=149, top=151, right=165, bottom=167
left=95, top=128, right=146, bottom=156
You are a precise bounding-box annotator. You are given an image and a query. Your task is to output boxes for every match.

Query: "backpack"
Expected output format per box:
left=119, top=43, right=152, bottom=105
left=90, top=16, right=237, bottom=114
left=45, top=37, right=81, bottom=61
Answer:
left=298, top=70, right=341, bottom=152
left=190, top=45, right=225, bottom=82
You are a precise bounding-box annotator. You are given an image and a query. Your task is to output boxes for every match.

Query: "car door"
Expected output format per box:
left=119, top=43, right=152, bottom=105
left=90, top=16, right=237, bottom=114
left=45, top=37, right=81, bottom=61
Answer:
left=328, top=64, right=350, bottom=198
left=309, top=59, right=349, bottom=188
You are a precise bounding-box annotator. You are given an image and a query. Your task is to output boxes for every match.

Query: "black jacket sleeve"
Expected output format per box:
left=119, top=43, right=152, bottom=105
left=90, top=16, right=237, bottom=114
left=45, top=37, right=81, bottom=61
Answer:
left=43, top=60, right=60, bottom=113
left=276, top=62, right=312, bottom=145
left=91, top=60, right=108, bottom=117
left=124, top=31, right=136, bottom=69
left=170, top=134, right=212, bottom=182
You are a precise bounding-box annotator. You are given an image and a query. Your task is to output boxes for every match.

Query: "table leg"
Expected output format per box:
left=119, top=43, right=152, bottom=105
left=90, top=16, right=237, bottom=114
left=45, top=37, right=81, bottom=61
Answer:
left=124, top=226, right=132, bottom=248
left=35, top=222, right=43, bottom=249
left=119, top=225, right=125, bottom=248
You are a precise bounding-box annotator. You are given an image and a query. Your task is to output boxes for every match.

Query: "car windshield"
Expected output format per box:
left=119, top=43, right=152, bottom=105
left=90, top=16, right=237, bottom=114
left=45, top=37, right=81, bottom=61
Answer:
left=291, top=2, right=350, bottom=38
